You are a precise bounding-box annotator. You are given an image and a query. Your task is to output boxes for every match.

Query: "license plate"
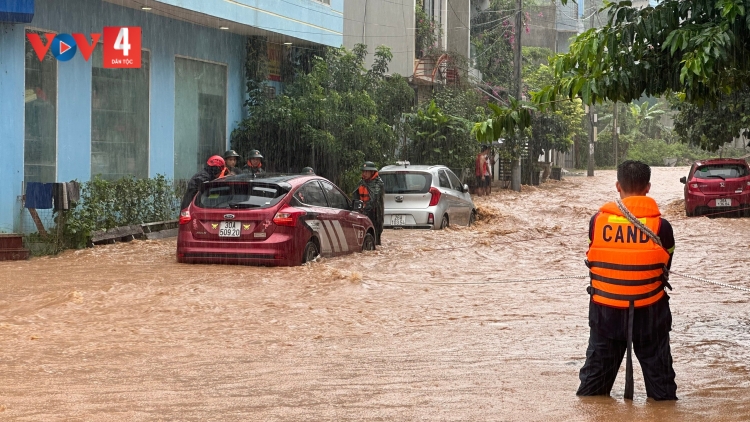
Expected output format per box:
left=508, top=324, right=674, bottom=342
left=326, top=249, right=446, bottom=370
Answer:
left=715, top=198, right=732, bottom=207
left=391, top=215, right=407, bottom=225
left=219, top=221, right=241, bottom=237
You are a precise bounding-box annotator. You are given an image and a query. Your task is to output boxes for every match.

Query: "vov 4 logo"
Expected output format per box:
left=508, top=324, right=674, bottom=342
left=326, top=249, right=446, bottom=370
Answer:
left=27, top=27, right=142, bottom=68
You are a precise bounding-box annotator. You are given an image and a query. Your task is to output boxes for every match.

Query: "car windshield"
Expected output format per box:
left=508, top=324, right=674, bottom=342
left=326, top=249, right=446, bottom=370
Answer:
left=381, top=172, right=432, bottom=194
left=196, top=182, right=288, bottom=209
left=694, top=164, right=749, bottom=180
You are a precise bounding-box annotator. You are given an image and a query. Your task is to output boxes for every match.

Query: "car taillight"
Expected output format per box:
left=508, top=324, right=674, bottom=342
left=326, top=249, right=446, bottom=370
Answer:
left=427, top=213, right=434, bottom=225
left=746, top=181, right=750, bottom=187
left=273, top=207, right=306, bottom=227
left=179, top=209, right=191, bottom=224
left=428, top=187, right=441, bottom=206
left=689, top=183, right=699, bottom=190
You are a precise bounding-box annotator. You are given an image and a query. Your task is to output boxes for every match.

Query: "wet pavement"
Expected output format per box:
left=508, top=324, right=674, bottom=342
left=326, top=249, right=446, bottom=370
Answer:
left=1, top=167, right=749, bottom=421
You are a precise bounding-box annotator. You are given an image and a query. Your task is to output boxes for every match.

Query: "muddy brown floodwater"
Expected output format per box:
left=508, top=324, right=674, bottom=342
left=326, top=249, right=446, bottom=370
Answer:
left=1, top=167, right=749, bottom=421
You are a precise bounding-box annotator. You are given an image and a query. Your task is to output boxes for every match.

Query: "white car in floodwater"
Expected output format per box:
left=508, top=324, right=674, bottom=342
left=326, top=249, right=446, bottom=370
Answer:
left=380, top=164, right=476, bottom=229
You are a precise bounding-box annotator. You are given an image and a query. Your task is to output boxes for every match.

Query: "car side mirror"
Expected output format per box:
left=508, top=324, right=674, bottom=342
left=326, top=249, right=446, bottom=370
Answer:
left=679, top=176, right=686, bottom=184
left=462, top=184, right=469, bottom=193
left=351, top=199, right=364, bottom=212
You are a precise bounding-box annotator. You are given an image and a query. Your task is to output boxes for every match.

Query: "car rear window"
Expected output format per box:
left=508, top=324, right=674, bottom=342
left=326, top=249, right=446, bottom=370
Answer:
left=196, top=182, right=288, bottom=209
left=381, top=172, right=432, bottom=194
left=694, top=164, right=749, bottom=179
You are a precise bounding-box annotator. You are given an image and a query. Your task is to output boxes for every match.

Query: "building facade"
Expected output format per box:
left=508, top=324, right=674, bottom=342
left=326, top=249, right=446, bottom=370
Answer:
left=344, top=0, right=470, bottom=80
left=0, top=0, right=343, bottom=232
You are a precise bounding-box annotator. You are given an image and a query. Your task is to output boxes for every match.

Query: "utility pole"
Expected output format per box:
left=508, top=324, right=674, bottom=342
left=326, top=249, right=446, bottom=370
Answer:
left=511, top=0, right=523, bottom=191
left=613, top=102, right=619, bottom=166
left=587, top=104, right=595, bottom=177
left=587, top=6, right=596, bottom=177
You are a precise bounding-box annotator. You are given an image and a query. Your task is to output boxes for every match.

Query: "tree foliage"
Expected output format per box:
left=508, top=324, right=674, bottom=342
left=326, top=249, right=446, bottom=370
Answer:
left=231, top=45, right=414, bottom=193
left=470, top=0, right=518, bottom=93
left=672, top=91, right=750, bottom=151
left=534, top=0, right=750, bottom=108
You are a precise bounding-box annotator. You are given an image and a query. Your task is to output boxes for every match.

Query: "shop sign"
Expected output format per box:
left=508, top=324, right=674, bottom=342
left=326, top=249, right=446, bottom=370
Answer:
left=268, top=43, right=282, bottom=81
left=26, top=27, right=142, bottom=68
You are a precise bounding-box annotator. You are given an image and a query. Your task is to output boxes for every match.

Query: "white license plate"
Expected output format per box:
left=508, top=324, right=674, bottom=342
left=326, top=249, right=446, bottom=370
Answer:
left=391, top=215, right=407, bottom=225
left=219, top=221, right=241, bottom=237
left=715, top=198, right=732, bottom=207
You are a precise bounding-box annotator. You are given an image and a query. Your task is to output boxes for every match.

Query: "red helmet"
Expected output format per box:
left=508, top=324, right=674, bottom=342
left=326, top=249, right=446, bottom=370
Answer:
left=207, top=155, right=225, bottom=167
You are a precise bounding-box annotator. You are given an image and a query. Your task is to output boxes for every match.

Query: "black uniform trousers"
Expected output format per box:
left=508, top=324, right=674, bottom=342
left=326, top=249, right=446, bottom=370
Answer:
left=577, top=327, right=677, bottom=400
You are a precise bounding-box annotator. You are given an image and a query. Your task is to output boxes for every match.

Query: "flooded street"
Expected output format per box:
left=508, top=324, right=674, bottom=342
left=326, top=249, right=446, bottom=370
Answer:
left=1, top=167, right=749, bottom=421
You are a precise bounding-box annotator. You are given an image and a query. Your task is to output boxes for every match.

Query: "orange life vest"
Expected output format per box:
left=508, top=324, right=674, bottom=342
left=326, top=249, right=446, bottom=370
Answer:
left=358, top=184, right=370, bottom=203
left=358, top=171, right=379, bottom=203
left=586, top=196, right=671, bottom=309
left=218, top=167, right=229, bottom=178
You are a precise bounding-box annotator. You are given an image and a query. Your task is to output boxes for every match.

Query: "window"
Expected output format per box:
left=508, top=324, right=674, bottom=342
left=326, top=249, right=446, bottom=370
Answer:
left=438, top=170, right=451, bottom=189
left=296, top=182, right=328, bottom=207
left=196, top=182, right=287, bottom=209
left=321, top=181, right=349, bottom=209
left=447, top=170, right=463, bottom=191
left=695, top=164, right=749, bottom=179
left=24, top=30, right=57, bottom=183
left=381, top=172, right=432, bottom=194
left=174, top=57, right=227, bottom=182
left=91, top=45, right=150, bottom=180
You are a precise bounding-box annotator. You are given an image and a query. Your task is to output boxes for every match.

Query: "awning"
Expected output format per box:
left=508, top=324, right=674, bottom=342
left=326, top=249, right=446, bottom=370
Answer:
left=0, top=0, right=34, bottom=23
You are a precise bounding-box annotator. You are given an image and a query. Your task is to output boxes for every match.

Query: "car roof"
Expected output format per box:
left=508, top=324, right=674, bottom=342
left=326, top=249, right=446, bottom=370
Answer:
left=380, top=164, right=447, bottom=172
left=209, top=173, right=325, bottom=188
left=694, top=158, right=749, bottom=166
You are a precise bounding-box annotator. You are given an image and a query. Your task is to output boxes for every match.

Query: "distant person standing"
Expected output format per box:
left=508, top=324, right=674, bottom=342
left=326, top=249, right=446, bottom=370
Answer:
left=577, top=160, right=677, bottom=401
left=181, top=155, right=225, bottom=210
left=352, top=161, right=384, bottom=245
left=301, top=167, right=315, bottom=175
left=485, top=147, right=495, bottom=195
left=242, top=149, right=266, bottom=176
left=475, top=145, right=489, bottom=196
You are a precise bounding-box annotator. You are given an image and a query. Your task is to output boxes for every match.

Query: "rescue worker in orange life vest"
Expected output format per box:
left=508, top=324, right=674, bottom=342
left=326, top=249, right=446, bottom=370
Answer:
left=181, top=155, right=226, bottom=210
left=577, top=160, right=677, bottom=400
left=242, top=149, right=265, bottom=176
left=351, top=161, right=384, bottom=245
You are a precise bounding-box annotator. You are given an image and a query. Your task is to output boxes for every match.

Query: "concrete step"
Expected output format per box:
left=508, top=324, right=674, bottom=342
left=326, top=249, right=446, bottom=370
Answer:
left=0, top=248, right=30, bottom=261
left=0, top=234, right=24, bottom=250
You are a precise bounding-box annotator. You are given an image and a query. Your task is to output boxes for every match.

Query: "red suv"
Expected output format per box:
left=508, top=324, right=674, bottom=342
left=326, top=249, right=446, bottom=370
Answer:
left=680, top=158, right=750, bottom=217
left=177, top=174, right=376, bottom=266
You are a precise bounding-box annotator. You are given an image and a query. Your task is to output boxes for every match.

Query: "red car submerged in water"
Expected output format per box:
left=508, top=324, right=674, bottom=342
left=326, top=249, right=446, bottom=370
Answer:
left=680, top=158, right=750, bottom=217
left=177, top=174, right=376, bottom=266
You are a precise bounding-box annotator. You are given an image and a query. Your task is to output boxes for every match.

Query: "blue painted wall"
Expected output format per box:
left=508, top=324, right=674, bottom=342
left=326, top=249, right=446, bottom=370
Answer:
left=155, top=0, right=344, bottom=47
left=0, top=23, right=26, bottom=232
left=1, top=0, right=306, bottom=232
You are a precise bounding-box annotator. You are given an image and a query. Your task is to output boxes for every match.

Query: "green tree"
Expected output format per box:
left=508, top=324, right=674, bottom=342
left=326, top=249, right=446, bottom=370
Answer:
left=533, top=0, right=750, bottom=153
left=231, top=44, right=414, bottom=193
left=404, top=100, right=476, bottom=170
left=537, top=0, right=750, bottom=106
left=470, top=0, right=517, bottom=94
left=671, top=91, right=750, bottom=151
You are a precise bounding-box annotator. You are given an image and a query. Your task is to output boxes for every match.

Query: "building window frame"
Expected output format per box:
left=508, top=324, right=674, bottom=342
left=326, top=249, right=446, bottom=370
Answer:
left=90, top=42, right=152, bottom=180
left=23, top=26, right=59, bottom=184
left=173, top=55, right=229, bottom=181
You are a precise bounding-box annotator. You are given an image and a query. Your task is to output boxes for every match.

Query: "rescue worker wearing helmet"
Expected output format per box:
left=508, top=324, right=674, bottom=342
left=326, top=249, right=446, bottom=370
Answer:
left=181, top=155, right=226, bottom=210
left=219, top=150, right=242, bottom=177
left=242, top=149, right=265, bottom=176
left=301, top=167, right=315, bottom=175
left=351, top=161, right=384, bottom=245
left=577, top=160, right=677, bottom=401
